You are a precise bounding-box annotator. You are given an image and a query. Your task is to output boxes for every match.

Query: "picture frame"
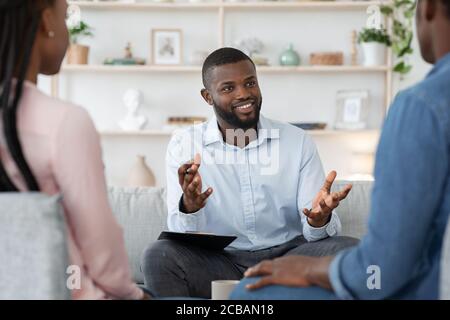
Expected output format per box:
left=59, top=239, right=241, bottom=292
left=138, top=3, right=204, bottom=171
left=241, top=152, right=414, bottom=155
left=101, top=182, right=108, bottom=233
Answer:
left=150, top=29, right=183, bottom=65
left=334, top=89, right=370, bottom=130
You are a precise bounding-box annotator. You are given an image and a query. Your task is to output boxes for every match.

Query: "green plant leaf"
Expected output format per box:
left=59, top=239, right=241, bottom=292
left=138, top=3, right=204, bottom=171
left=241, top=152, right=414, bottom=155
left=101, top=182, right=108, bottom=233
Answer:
left=358, top=28, right=391, bottom=45
left=376, top=0, right=415, bottom=75
left=393, top=61, right=405, bottom=72
left=392, top=42, right=401, bottom=55
left=395, top=0, right=413, bottom=8
left=404, top=8, right=415, bottom=18
left=380, top=5, right=393, bottom=15
left=398, top=45, right=411, bottom=57
left=69, top=20, right=94, bottom=44
left=400, top=65, right=413, bottom=74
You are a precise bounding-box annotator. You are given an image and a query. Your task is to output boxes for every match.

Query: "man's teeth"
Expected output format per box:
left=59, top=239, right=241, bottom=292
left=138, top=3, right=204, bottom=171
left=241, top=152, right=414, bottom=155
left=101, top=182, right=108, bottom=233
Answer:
left=236, top=103, right=252, bottom=109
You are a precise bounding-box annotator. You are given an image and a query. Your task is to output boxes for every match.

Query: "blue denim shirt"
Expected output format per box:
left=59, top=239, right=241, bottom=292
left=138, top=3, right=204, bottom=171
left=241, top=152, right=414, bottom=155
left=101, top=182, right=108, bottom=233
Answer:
left=330, top=52, right=450, bottom=299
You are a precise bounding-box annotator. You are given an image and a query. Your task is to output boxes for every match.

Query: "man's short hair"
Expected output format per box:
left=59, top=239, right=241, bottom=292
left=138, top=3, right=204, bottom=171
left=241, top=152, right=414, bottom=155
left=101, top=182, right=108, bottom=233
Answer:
left=202, top=47, right=255, bottom=88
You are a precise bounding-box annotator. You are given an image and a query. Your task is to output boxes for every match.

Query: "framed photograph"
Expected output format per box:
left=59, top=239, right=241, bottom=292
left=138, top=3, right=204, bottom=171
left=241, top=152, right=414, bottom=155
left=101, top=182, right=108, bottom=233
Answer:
left=334, top=90, right=370, bottom=130
left=151, top=29, right=183, bottom=65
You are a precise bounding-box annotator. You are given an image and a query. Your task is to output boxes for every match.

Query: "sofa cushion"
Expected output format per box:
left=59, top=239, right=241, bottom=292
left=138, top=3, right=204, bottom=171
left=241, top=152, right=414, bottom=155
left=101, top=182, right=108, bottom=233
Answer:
left=108, top=186, right=167, bottom=284
left=332, top=180, right=372, bottom=239
left=0, top=193, right=70, bottom=299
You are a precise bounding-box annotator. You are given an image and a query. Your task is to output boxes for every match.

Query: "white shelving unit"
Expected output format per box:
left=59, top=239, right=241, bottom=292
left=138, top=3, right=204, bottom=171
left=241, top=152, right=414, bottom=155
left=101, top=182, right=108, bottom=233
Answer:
left=60, top=0, right=394, bottom=113
left=53, top=0, right=393, bottom=135
left=55, top=0, right=391, bottom=184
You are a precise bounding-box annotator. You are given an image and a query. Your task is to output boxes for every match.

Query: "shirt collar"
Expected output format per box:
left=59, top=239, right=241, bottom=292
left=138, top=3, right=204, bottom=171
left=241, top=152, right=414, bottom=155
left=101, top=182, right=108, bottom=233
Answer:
left=203, top=114, right=280, bottom=147
left=427, top=51, right=450, bottom=78
left=204, top=117, right=222, bottom=146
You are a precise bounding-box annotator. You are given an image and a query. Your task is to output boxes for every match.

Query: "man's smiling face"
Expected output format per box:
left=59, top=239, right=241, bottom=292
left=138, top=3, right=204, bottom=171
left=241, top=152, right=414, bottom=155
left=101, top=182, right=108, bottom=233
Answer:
left=203, top=59, right=262, bottom=130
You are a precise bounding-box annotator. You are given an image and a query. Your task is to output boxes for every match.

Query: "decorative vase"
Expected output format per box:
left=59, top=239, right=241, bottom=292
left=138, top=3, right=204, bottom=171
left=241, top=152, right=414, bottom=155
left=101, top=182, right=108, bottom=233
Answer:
left=67, top=44, right=89, bottom=65
left=279, top=43, right=300, bottom=66
left=127, top=155, right=156, bottom=187
left=361, top=42, right=386, bottom=66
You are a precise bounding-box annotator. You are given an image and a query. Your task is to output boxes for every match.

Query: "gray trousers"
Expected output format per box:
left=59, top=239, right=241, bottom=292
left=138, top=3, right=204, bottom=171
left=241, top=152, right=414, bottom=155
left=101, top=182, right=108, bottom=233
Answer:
left=141, top=235, right=358, bottom=298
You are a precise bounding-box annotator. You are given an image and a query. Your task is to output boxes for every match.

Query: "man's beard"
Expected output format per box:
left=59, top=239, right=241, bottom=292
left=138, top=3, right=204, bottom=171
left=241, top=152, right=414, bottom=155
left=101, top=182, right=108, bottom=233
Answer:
left=212, top=98, right=262, bottom=130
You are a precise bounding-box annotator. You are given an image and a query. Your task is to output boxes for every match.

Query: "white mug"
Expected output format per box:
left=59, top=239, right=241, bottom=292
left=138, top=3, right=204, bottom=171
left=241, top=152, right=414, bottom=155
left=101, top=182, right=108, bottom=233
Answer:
left=211, top=280, right=240, bottom=300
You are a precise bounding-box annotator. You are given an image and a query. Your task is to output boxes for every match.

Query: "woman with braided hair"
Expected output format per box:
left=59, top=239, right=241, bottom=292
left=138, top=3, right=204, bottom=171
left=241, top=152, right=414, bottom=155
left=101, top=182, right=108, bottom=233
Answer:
left=0, top=0, right=149, bottom=299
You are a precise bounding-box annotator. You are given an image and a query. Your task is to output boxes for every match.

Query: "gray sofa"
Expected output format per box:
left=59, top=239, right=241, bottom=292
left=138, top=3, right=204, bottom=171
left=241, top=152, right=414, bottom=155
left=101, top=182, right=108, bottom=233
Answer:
left=108, top=180, right=373, bottom=285
left=108, top=181, right=450, bottom=299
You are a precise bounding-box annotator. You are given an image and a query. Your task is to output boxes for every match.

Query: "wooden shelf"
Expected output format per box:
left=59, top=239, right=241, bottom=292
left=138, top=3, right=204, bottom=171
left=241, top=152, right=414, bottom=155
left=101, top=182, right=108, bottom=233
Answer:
left=100, top=129, right=174, bottom=136
left=68, top=1, right=220, bottom=9
left=62, top=64, right=202, bottom=73
left=223, top=1, right=391, bottom=10
left=68, top=1, right=391, bottom=10
left=62, top=64, right=389, bottom=73
left=308, top=129, right=379, bottom=136
left=99, top=128, right=379, bottom=137
left=257, top=65, right=389, bottom=73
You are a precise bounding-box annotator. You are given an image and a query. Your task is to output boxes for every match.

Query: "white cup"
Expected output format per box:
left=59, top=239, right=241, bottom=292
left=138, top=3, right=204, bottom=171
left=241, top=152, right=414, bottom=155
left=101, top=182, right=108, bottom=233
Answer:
left=211, top=280, right=240, bottom=300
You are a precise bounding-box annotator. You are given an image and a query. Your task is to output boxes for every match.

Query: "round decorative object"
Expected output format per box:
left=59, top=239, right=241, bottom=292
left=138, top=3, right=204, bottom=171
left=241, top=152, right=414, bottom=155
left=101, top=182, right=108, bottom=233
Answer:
left=279, top=43, right=301, bottom=66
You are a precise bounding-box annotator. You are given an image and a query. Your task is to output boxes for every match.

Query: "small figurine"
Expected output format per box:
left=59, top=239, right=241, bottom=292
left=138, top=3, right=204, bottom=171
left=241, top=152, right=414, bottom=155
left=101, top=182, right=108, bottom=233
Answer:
left=118, top=89, right=147, bottom=131
left=125, top=42, right=133, bottom=59
left=103, top=42, right=146, bottom=65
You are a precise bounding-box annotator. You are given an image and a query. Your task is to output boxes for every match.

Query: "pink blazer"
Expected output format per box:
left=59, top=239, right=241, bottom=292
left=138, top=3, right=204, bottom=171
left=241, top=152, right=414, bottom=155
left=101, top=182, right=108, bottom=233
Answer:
left=0, top=81, right=143, bottom=300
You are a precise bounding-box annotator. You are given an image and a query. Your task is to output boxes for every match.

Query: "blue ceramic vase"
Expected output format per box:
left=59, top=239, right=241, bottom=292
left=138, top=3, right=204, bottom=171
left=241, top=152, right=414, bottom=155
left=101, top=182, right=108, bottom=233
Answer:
left=279, top=43, right=301, bottom=66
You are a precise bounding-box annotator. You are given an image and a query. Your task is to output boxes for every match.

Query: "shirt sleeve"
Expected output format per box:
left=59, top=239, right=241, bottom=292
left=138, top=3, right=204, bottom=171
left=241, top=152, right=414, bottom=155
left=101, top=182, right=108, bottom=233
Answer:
left=166, top=132, right=206, bottom=232
left=52, top=107, right=143, bottom=300
left=329, top=90, right=448, bottom=299
left=297, top=134, right=342, bottom=242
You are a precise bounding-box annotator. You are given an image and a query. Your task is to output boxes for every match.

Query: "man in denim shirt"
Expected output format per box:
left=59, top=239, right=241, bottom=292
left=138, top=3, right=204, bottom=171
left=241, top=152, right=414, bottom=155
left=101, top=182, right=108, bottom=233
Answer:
left=232, top=0, right=450, bottom=299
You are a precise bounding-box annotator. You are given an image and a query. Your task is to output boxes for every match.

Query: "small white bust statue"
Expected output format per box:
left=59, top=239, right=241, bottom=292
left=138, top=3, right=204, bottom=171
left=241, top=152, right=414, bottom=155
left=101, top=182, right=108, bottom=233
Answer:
left=119, top=89, right=147, bottom=131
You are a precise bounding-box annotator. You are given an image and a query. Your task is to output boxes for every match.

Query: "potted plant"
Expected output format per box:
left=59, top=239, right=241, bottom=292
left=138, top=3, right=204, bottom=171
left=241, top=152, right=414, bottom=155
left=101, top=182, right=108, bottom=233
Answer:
left=381, top=0, right=416, bottom=75
left=67, top=21, right=93, bottom=65
left=358, top=28, right=391, bottom=66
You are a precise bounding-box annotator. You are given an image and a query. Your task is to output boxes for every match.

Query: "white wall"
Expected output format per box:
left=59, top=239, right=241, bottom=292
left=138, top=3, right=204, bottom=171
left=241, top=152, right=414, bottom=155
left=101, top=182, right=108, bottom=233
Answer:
left=40, top=2, right=433, bottom=187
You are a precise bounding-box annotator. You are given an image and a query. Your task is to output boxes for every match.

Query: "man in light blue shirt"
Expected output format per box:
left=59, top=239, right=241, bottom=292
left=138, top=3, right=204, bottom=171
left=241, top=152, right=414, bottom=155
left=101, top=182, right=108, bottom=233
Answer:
left=232, top=0, right=450, bottom=300
left=142, top=48, right=357, bottom=298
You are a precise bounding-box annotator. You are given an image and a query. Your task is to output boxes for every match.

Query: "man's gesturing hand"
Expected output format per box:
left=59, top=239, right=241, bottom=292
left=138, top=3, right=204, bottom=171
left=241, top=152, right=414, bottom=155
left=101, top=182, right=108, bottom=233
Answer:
left=303, top=171, right=352, bottom=227
left=178, top=153, right=213, bottom=213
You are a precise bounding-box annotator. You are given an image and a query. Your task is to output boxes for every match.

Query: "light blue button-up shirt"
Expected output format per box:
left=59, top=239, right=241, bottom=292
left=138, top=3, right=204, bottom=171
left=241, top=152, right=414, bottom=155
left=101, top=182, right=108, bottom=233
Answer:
left=166, top=115, right=341, bottom=250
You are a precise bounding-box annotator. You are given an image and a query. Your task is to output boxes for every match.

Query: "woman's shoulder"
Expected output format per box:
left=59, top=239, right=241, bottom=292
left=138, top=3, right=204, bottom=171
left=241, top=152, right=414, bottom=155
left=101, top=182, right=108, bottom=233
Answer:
left=21, top=82, right=94, bottom=132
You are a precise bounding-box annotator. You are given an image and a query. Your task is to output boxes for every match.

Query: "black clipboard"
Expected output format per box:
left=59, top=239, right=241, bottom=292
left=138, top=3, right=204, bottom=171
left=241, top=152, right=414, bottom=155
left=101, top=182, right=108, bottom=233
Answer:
left=158, top=231, right=237, bottom=250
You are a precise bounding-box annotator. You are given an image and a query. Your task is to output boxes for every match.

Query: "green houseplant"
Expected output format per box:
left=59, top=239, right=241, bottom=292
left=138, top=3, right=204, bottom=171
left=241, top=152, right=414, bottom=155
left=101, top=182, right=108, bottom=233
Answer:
left=381, top=0, right=416, bottom=75
left=358, top=28, right=392, bottom=46
left=69, top=21, right=93, bottom=45
left=358, top=28, right=391, bottom=66
left=67, top=21, right=94, bottom=65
